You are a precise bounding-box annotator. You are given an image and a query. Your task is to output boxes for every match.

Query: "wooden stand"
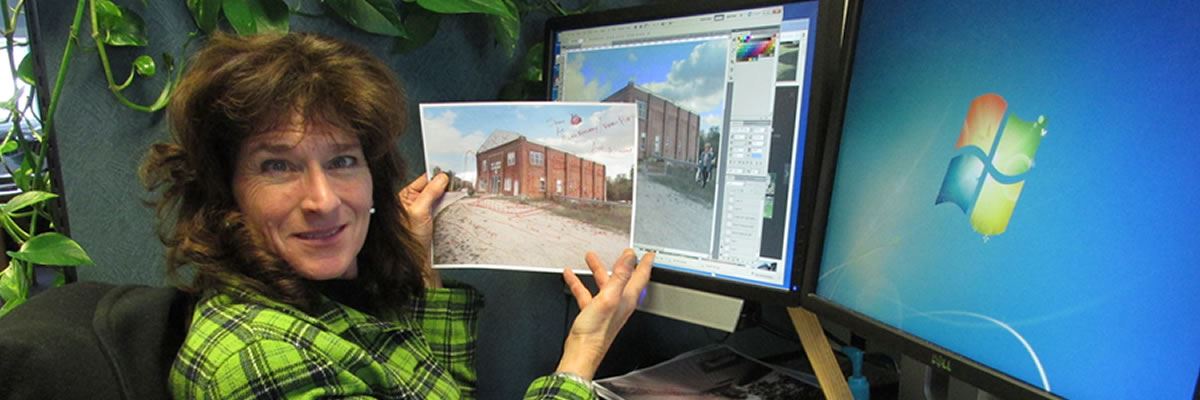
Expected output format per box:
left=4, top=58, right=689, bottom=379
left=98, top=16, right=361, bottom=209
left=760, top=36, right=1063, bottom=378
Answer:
left=788, top=306, right=853, bottom=399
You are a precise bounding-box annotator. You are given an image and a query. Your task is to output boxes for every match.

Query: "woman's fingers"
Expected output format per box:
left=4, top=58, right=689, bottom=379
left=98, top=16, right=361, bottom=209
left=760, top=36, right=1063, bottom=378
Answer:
left=584, top=251, right=608, bottom=287
left=563, top=267, right=593, bottom=309
left=406, top=173, right=448, bottom=213
left=568, top=249, right=651, bottom=311
left=624, top=252, right=654, bottom=303
left=408, top=174, right=430, bottom=192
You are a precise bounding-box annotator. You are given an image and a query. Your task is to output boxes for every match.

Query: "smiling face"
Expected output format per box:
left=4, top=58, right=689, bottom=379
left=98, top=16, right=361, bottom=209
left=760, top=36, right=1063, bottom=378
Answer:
left=232, top=119, right=373, bottom=281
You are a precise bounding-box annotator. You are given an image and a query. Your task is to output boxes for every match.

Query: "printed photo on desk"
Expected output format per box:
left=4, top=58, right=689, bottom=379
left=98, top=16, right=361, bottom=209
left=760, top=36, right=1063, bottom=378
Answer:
left=420, top=102, right=638, bottom=273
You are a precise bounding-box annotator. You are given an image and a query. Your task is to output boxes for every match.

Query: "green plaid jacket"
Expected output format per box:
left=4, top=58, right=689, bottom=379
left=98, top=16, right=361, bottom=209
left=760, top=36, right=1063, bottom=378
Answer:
left=169, top=282, right=595, bottom=399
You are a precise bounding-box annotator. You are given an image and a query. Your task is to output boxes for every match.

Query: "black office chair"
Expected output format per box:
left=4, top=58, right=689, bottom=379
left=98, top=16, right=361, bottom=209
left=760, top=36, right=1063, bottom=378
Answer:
left=0, top=282, right=193, bottom=400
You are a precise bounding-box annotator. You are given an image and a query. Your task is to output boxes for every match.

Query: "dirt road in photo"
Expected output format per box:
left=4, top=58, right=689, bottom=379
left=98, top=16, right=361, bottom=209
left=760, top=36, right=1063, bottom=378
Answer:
left=432, top=197, right=629, bottom=270
left=632, top=177, right=714, bottom=253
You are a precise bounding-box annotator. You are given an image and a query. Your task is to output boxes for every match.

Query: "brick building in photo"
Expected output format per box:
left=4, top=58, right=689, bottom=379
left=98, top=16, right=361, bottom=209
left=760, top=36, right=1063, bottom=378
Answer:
left=603, top=82, right=701, bottom=163
left=475, top=130, right=607, bottom=201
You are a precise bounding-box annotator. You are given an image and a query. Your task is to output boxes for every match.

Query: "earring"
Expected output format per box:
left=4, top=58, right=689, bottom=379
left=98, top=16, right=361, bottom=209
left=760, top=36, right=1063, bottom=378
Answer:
left=369, top=207, right=376, bottom=215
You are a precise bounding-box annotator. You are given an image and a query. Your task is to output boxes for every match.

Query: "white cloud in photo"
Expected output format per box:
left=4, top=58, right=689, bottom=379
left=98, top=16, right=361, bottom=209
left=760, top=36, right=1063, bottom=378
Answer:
left=562, top=53, right=612, bottom=102
left=455, top=171, right=476, bottom=184
left=422, top=109, right=488, bottom=173
left=703, top=114, right=724, bottom=131
left=533, top=106, right=636, bottom=178
left=642, top=40, right=727, bottom=116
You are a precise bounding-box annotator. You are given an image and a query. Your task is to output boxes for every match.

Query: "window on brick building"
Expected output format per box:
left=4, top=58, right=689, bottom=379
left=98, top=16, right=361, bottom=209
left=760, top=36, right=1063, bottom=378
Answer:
left=507, top=152, right=515, bottom=166
left=530, top=151, right=544, bottom=166
left=556, top=179, right=563, bottom=194
left=504, top=178, right=511, bottom=191
left=636, top=99, right=647, bottom=119
left=539, top=177, right=546, bottom=192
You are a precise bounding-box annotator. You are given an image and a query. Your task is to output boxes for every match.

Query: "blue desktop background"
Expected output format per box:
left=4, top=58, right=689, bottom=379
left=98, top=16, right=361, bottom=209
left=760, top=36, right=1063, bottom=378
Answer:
left=814, top=1, right=1200, bottom=398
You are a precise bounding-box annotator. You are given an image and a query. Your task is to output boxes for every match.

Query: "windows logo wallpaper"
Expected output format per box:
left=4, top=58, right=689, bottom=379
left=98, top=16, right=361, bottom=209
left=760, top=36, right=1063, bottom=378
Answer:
left=812, top=1, right=1200, bottom=398
left=936, top=94, right=1046, bottom=237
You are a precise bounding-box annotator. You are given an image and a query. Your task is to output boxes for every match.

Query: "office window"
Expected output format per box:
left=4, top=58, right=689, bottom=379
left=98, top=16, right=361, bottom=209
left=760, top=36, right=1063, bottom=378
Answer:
left=530, top=151, right=544, bottom=166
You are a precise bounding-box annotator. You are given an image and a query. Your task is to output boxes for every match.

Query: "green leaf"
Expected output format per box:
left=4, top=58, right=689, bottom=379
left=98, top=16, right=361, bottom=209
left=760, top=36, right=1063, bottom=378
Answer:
left=0, top=191, right=58, bottom=215
left=0, top=265, right=22, bottom=302
left=414, top=0, right=509, bottom=15
left=522, top=42, right=544, bottom=82
left=187, top=0, right=222, bottom=32
left=7, top=233, right=94, bottom=267
left=133, top=55, right=156, bottom=77
left=95, top=0, right=149, bottom=47
left=0, top=140, right=16, bottom=155
left=0, top=295, right=24, bottom=318
left=17, top=53, right=36, bottom=85
left=223, top=0, right=290, bottom=35
left=323, top=0, right=406, bottom=37
left=415, top=0, right=518, bottom=55
left=492, top=0, right=520, bottom=55
left=392, top=6, right=440, bottom=52
left=52, top=270, right=67, bottom=287
left=11, top=149, right=36, bottom=192
left=0, top=261, right=29, bottom=318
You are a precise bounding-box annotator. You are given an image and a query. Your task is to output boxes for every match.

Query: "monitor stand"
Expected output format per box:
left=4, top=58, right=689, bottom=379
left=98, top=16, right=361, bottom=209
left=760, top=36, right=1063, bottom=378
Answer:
left=788, top=307, right=853, bottom=399
left=898, top=355, right=1000, bottom=400
left=636, top=282, right=745, bottom=332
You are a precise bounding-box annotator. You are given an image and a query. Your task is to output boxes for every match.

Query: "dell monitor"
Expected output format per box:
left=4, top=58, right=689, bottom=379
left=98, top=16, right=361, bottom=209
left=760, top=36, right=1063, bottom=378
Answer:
left=803, top=0, right=1200, bottom=398
left=545, top=0, right=840, bottom=313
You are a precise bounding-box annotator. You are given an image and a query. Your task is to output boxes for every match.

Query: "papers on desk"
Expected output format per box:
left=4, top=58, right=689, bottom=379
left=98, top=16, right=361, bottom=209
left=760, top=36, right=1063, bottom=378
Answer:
left=594, top=344, right=822, bottom=400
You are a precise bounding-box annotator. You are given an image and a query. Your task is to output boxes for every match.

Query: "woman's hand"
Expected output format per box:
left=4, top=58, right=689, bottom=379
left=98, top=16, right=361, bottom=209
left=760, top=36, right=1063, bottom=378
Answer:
left=398, top=173, right=449, bottom=288
left=557, top=249, right=654, bottom=380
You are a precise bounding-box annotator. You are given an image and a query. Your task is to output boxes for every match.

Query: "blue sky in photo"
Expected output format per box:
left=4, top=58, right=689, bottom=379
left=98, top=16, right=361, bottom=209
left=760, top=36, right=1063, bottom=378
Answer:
left=561, top=38, right=729, bottom=133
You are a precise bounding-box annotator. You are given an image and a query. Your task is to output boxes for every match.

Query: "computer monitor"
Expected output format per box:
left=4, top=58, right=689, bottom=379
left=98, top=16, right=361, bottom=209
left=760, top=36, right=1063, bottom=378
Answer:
left=802, top=0, right=1200, bottom=398
left=544, top=0, right=841, bottom=310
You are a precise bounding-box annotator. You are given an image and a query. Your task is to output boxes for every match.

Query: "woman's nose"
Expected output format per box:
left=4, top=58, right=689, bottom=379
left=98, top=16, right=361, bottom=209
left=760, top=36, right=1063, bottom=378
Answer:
left=300, top=167, right=340, bottom=214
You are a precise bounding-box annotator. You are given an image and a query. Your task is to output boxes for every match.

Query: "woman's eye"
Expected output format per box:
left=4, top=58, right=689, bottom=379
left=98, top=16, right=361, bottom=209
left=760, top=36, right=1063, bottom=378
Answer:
left=329, top=155, right=358, bottom=169
left=260, top=159, right=290, bottom=173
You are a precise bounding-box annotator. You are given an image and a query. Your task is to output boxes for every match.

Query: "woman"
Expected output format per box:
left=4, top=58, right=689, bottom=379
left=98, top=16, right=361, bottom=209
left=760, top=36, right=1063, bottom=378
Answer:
left=140, top=32, right=652, bottom=399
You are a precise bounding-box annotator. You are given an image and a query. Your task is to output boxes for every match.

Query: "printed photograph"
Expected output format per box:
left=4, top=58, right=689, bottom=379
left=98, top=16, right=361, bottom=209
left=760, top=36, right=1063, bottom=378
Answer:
left=559, top=38, right=728, bottom=257
left=420, top=102, right=637, bottom=271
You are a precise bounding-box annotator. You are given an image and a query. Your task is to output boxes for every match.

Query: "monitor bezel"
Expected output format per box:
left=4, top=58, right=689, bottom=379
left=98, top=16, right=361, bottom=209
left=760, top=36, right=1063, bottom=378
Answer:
left=799, top=0, right=1060, bottom=398
left=543, top=0, right=843, bottom=306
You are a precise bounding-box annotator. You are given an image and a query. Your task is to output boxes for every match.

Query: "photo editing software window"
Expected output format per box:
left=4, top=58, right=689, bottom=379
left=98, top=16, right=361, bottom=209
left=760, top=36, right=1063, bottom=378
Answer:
left=550, top=3, right=818, bottom=291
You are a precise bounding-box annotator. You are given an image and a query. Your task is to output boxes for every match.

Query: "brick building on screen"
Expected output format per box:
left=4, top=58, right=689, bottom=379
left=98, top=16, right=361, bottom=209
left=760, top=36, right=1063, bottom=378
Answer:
left=603, top=82, right=701, bottom=163
left=475, top=130, right=607, bottom=201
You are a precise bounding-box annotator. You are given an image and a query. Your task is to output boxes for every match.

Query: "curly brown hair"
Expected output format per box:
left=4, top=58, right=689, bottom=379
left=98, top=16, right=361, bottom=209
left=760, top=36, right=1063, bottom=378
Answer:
left=140, top=32, right=426, bottom=314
